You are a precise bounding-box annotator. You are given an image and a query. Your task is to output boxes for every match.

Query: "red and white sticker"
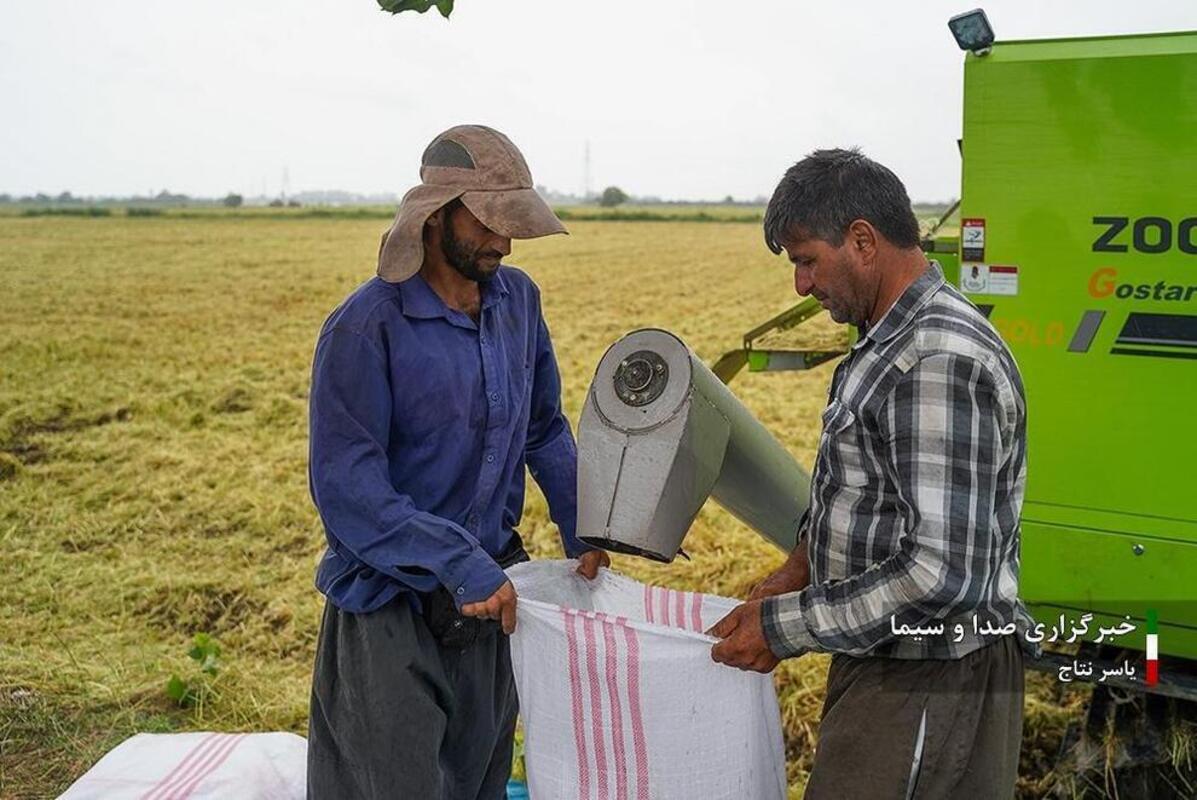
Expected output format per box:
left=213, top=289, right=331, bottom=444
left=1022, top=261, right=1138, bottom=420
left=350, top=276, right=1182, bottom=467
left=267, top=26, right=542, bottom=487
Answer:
left=961, top=264, right=1019, bottom=296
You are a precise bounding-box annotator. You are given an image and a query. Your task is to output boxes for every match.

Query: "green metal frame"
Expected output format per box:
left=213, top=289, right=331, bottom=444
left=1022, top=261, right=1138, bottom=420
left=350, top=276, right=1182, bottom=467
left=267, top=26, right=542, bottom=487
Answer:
left=712, top=296, right=852, bottom=383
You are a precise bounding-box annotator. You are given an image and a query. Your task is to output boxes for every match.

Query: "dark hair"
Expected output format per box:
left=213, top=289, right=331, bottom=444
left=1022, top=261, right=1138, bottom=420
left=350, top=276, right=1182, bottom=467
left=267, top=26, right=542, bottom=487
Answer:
left=763, top=148, right=921, bottom=253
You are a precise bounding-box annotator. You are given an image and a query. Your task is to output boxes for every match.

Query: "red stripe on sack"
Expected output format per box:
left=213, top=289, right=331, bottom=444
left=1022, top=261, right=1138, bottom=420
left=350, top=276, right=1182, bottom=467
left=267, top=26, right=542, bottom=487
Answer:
left=618, top=620, right=650, bottom=800
left=690, top=592, right=703, bottom=632
left=990, top=265, right=1017, bottom=274
left=141, top=733, right=222, bottom=800
left=643, top=584, right=654, bottom=624
left=155, top=734, right=233, bottom=800
left=673, top=590, right=685, bottom=629
left=173, top=734, right=245, bottom=799
left=583, top=614, right=610, bottom=798
left=597, top=614, right=629, bottom=800
left=655, top=587, right=667, bottom=626
left=563, top=610, right=591, bottom=800
left=1147, top=661, right=1159, bottom=687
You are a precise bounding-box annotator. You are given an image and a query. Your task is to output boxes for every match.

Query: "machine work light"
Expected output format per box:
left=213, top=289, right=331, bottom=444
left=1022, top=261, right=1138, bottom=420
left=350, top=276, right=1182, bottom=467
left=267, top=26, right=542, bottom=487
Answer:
left=949, top=8, right=995, bottom=56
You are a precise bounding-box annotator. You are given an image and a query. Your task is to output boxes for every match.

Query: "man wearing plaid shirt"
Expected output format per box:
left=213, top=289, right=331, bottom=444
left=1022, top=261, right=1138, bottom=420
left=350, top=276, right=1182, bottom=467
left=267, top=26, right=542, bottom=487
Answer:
left=710, top=149, right=1028, bottom=798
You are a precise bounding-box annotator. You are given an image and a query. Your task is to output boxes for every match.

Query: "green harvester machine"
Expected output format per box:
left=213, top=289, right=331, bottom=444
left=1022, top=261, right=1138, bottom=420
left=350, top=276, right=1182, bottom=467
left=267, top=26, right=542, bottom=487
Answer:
left=717, top=12, right=1197, bottom=789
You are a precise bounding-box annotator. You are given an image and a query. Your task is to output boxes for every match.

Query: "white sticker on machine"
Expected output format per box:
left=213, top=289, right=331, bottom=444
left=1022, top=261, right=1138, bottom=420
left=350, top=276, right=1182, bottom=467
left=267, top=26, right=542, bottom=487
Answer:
left=961, top=218, right=986, bottom=261
left=960, top=264, right=1019, bottom=296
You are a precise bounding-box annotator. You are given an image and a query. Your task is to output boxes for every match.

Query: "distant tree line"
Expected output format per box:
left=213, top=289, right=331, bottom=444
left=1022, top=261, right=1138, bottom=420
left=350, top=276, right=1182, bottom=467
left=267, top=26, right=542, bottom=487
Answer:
left=0, top=190, right=305, bottom=210
left=0, top=190, right=203, bottom=207
left=2, top=187, right=955, bottom=212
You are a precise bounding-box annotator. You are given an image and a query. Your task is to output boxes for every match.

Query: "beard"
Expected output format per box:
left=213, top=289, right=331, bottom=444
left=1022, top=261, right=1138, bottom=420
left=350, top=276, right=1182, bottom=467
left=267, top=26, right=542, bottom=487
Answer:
left=825, top=303, right=852, bottom=325
left=828, top=251, right=869, bottom=328
left=441, top=223, right=501, bottom=283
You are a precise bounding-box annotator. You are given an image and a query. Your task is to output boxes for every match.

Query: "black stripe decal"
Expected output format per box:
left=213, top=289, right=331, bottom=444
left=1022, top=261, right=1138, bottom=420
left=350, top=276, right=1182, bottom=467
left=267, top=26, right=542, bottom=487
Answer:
left=1116, top=313, right=1197, bottom=348
left=1115, top=337, right=1197, bottom=349
left=1109, top=347, right=1197, bottom=361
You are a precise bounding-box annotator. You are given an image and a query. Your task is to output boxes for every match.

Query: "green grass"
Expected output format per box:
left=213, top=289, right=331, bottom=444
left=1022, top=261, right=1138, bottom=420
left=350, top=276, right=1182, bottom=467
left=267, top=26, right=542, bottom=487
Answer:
left=1, top=214, right=1069, bottom=797
left=555, top=204, right=765, bottom=223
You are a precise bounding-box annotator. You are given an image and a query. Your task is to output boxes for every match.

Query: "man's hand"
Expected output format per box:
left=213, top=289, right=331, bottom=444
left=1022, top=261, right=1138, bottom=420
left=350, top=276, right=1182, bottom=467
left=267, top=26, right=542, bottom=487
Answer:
left=576, top=549, right=611, bottom=580
left=708, top=599, right=780, bottom=673
left=461, top=580, right=518, bottom=635
left=747, top=540, right=810, bottom=602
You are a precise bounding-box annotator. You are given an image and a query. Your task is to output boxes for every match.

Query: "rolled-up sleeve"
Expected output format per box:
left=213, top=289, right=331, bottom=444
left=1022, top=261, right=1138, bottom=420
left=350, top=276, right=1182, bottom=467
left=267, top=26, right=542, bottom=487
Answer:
left=309, top=326, right=508, bottom=607
left=762, top=353, right=1008, bottom=657
left=524, top=313, right=590, bottom=558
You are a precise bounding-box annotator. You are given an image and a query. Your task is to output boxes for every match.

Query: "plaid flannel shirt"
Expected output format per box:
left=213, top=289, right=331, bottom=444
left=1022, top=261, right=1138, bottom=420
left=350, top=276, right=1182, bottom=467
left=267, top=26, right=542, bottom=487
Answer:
left=762, top=263, right=1032, bottom=660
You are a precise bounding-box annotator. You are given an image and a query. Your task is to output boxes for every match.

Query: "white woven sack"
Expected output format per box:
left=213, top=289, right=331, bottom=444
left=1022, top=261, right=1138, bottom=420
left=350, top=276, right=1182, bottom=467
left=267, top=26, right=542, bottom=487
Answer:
left=57, top=731, right=306, bottom=800
left=508, top=560, right=786, bottom=800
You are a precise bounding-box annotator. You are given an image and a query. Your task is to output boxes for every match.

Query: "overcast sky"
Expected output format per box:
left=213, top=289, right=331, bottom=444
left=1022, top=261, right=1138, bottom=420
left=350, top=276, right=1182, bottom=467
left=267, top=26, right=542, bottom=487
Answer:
left=1, top=1, right=1191, bottom=202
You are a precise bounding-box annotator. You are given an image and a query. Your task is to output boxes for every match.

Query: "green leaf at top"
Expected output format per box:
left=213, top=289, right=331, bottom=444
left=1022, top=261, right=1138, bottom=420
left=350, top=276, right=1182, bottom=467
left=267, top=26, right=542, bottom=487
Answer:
left=377, top=0, right=455, bottom=17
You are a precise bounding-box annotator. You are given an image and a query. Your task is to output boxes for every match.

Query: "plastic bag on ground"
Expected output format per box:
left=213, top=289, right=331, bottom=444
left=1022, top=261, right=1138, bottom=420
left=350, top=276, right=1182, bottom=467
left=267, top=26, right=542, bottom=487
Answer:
left=508, top=560, right=786, bottom=800
left=57, top=731, right=306, bottom=799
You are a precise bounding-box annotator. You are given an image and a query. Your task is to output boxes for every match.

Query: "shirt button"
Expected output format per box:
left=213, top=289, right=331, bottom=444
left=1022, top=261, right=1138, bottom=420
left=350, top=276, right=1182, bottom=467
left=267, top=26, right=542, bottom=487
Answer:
left=456, top=587, right=465, bottom=595
left=486, top=453, right=495, bottom=463
left=490, top=392, right=499, bottom=402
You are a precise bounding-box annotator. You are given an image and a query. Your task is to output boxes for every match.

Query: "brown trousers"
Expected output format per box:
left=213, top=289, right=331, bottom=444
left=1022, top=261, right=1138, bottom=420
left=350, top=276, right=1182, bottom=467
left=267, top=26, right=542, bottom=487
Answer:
left=805, top=636, right=1024, bottom=800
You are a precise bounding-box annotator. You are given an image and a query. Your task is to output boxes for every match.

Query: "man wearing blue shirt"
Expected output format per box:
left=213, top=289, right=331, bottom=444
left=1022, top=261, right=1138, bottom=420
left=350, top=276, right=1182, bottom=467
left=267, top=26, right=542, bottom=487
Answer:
left=306, top=125, right=608, bottom=799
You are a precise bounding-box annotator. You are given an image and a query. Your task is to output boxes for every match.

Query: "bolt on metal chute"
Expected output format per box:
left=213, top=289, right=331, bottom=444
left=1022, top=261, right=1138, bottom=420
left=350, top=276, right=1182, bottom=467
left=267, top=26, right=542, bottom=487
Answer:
left=576, top=328, right=812, bottom=562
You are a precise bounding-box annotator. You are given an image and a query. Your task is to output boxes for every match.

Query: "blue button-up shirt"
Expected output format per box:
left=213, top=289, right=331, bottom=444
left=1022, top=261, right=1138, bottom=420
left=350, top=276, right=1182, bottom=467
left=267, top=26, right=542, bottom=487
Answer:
left=308, top=266, right=588, bottom=613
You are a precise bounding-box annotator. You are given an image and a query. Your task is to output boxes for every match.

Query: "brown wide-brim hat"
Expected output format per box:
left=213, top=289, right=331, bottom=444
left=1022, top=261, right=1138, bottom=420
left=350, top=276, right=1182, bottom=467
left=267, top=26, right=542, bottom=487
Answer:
left=377, top=125, right=567, bottom=283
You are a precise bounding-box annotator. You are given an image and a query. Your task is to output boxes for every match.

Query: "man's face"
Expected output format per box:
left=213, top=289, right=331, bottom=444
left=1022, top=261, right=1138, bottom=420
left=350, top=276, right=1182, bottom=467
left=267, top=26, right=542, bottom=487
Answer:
left=780, top=228, right=875, bottom=327
left=440, top=203, right=512, bottom=283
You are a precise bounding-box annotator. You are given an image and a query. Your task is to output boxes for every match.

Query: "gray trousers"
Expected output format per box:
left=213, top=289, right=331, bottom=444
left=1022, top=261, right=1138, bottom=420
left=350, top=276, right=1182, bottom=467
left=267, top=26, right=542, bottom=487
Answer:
left=307, top=595, right=517, bottom=800
left=805, top=635, right=1024, bottom=800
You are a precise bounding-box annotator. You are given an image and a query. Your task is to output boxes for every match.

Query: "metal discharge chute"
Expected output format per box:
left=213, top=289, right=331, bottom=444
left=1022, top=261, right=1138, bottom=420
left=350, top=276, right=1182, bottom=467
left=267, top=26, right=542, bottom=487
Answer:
left=576, top=329, right=811, bottom=562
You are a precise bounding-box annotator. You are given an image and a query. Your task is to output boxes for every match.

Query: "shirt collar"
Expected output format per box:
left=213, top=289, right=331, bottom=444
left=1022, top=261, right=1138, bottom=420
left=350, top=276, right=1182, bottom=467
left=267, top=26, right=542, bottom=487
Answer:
left=482, top=267, right=511, bottom=309
left=860, top=261, right=945, bottom=346
left=398, top=267, right=510, bottom=322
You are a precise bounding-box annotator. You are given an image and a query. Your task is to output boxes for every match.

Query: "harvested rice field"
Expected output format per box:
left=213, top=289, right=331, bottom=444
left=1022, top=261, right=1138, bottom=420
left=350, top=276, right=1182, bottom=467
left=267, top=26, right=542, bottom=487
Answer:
left=0, top=212, right=1084, bottom=797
